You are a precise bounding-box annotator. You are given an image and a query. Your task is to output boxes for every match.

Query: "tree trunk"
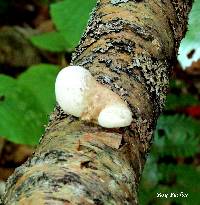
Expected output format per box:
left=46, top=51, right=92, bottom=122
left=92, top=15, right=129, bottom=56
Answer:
left=2, top=0, right=192, bottom=204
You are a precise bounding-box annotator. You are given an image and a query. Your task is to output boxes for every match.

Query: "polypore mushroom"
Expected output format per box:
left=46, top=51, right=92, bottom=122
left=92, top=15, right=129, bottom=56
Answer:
left=55, top=66, right=132, bottom=128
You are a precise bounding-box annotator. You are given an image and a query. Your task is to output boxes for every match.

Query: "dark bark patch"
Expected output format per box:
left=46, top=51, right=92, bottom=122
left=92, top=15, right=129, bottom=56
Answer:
left=26, top=150, right=73, bottom=167
left=46, top=196, right=70, bottom=203
left=80, top=161, right=98, bottom=170
left=93, top=198, right=104, bottom=205
left=56, top=172, right=82, bottom=186
left=13, top=172, right=50, bottom=199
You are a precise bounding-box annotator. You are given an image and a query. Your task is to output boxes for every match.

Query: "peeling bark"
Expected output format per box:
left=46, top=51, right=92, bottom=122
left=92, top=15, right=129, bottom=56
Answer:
left=2, top=0, right=192, bottom=204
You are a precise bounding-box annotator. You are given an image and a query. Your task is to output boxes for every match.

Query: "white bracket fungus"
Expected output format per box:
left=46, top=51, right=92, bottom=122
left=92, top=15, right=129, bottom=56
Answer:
left=55, top=66, right=132, bottom=128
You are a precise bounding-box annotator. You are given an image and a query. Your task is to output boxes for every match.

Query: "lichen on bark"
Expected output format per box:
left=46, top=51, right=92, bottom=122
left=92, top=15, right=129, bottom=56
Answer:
left=2, top=0, right=192, bottom=204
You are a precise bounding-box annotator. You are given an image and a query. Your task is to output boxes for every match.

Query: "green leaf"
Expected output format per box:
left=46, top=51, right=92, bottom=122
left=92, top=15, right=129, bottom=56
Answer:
left=156, top=114, right=200, bottom=137
left=178, top=0, right=200, bottom=68
left=154, top=114, right=200, bottom=157
left=30, top=31, right=67, bottom=52
left=139, top=163, right=200, bottom=205
left=0, top=64, right=59, bottom=145
left=141, top=155, right=161, bottom=187
left=165, top=93, right=199, bottom=110
left=18, top=64, right=59, bottom=114
left=158, top=164, right=200, bottom=205
left=50, top=0, right=96, bottom=49
left=0, top=75, right=46, bottom=145
left=0, top=74, right=15, bottom=90
left=169, top=79, right=187, bottom=90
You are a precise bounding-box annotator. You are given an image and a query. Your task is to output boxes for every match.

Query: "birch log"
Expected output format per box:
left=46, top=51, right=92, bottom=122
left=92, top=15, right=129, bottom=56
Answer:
left=2, top=0, right=192, bottom=204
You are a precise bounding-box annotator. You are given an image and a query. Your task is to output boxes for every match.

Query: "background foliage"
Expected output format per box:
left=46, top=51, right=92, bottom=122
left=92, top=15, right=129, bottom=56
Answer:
left=0, top=0, right=199, bottom=204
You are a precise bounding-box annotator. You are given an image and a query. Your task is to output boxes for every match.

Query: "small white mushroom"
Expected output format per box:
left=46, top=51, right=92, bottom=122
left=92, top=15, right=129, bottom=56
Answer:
left=55, top=66, right=132, bottom=128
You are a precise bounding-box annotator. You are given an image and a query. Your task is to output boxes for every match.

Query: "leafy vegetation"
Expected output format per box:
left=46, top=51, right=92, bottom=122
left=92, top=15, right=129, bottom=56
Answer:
left=31, top=0, right=96, bottom=52
left=31, top=31, right=67, bottom=52
left=154, top=114, right=200, bottom=157
left=0, top=0, right=199, bottom=204
left=0, top=64, right=59, bottom=145
left=139, top=82, right=200, bottom=204
left=0, top=0, right=97, bottom=145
